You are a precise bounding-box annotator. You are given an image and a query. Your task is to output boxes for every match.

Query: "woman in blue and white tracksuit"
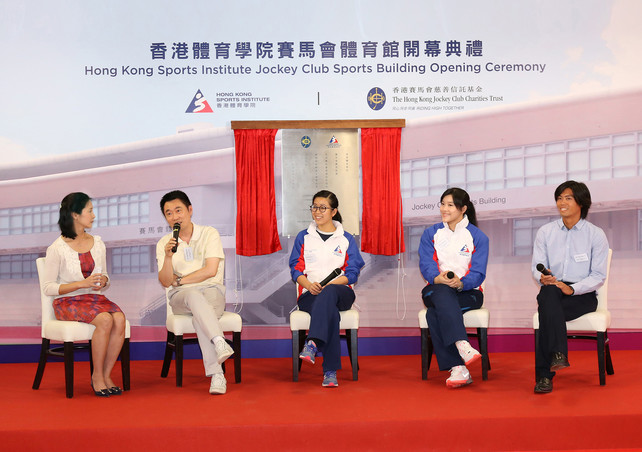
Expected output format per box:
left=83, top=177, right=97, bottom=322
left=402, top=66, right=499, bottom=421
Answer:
left=419, top=187, right=489, bottom=388
left=289, top=190, right=365, bottom=387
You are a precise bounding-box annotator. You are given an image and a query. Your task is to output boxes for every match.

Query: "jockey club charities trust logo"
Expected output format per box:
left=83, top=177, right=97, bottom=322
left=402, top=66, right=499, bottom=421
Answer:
left=300, top=136, right=311, bottom=148
left=326, top=135, right=341, bottom=148
left=186, top=89, right=213, bottom=113
left=367, top=87, right=386, bottom=110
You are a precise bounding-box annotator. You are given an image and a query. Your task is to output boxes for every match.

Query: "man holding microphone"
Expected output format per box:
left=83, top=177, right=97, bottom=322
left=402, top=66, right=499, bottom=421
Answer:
left=532, top=181, right=609, bottom=393
left=156, top=190, right=233, bottom=394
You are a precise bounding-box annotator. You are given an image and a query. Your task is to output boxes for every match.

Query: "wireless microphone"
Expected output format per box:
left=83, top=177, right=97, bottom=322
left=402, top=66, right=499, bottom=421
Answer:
left=446, top=271, right=455, bottom=279
left=171, top=223, right=180, bottom=253
left=319, top=268, right=342, bottom=286
left=536, top=263, right=551, bottom=276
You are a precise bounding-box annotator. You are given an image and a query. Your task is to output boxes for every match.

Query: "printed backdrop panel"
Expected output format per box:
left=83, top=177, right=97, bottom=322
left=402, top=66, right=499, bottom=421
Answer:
left=282, top=129, right=360, bottom=236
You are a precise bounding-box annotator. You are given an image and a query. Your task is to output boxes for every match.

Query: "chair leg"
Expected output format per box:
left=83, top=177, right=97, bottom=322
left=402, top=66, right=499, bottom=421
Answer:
left=64, top=341, right=74, bottom=399
left=32, top=338, right=49, bottom=390
left=88, top=339, right=94, bottom=377
left=232, top=332, right=241, bottom=383
left=426, top=329, right=434, bottom=375
left=345, top=329, right=352, bottom=363
left=120, top=338, right=131, bottom=391
left=160, top=331, right=174, bottom=378
left=534, top=329, right=540, bottom=380
left=292, top=330, right=300, bottom=382
left=420, top=328, right=429, bottom=380
left=605, top=331, right=614, bottom=375
left=298, top=330, right=306, bottom=371
left=597, top=332, right=606, bottom=386
left=478, top=327, right=489, bottom=381
left=348, top=328, right=358, bottom=381
left=175, top=335, right=184, bottom=387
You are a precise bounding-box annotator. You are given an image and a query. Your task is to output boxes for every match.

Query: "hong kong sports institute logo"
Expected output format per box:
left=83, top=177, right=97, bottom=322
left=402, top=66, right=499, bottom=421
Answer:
left=186, top=89, right=213, bottom=113
left=367, top=87, right=386, bottom=110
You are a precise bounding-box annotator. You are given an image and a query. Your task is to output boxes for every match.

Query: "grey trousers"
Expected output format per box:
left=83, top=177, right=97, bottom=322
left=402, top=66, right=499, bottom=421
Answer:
left=169, top=285, right=226, bottom=376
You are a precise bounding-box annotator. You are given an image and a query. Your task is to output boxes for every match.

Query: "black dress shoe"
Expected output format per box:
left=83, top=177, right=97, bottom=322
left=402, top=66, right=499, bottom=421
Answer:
left=108, top=386, right=123, bottom=395
left=534, top=377, right=553, bottom=393
left=550, top=352, right=570, bottom=371
left=91, top=383, right=111, bottom=398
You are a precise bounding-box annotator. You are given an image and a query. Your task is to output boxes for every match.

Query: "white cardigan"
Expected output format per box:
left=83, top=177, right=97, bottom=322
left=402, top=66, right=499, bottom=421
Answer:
left=42, top=235, right=110, bottom=299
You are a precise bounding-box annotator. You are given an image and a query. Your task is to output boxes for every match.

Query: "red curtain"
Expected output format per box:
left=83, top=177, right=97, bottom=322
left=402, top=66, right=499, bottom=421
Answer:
left=234, top=129, right=281, bottom=256
left=361, top=127, right=405, bottom=255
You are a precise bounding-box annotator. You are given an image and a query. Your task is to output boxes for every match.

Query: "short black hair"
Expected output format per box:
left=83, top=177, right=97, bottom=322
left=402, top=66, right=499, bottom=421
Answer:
left=160, top=190, right=192, bottom=214
left=554, top=180, right=592, bottom=219
left=58, top=192, right=91, bottom=239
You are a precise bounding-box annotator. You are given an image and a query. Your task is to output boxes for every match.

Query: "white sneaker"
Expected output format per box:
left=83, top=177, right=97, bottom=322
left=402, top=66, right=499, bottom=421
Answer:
left=456, top=340, right=481, bottom=366
left=215, top=340, right=234, bottom=364
left=209, top=373, right=227, bottom=394
left=447, top=365, right=472, bottom=388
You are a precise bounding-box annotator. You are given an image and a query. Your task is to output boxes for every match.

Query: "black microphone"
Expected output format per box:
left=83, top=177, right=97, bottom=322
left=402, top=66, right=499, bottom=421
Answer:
left=446, top=271, right=455, bottom=279
left=171, top=223, right=180, bottom=253
left=536, top=263, right=551, bottom=276
left=319, top=268, right=342, bottom=287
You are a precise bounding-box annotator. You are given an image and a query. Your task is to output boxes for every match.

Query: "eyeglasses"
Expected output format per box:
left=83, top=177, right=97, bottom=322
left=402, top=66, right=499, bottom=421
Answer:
left=309, top=205, right=331, bottom=213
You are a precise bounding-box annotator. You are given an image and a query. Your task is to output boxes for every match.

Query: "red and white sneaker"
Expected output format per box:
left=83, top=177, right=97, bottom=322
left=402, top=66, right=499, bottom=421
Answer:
left=456, top=340, right=481, bottom=366
left=446, top=365, right=473, bottom=388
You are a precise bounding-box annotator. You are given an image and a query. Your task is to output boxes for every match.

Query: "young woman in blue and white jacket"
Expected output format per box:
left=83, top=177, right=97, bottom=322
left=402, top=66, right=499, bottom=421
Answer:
left=289, top=190, right=365, bottom=387
left=419, top=187, right=489, bottom=388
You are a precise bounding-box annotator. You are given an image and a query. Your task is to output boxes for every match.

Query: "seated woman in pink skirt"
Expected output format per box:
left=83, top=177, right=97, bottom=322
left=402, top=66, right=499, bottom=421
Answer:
left=42, top=192, right=126, bottom=397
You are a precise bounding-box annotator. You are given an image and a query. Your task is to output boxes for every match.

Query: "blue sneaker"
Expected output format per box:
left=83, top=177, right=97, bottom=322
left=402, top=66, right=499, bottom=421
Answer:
left=299, top=340, right=317, bottom=365
left=322, top=370, right=338, bottom=387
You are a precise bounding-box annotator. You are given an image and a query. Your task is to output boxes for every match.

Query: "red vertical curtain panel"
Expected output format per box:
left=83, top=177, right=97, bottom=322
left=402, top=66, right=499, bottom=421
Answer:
left=234, top=128, right=281, bottom=256
left=361, top=127, right=405, bottom=255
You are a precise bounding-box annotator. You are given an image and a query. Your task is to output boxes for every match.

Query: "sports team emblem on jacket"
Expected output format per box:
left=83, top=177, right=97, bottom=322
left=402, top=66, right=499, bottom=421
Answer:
left=333, top=246, right=343, bottom=256
left=459, top=244, right=471, bottom=256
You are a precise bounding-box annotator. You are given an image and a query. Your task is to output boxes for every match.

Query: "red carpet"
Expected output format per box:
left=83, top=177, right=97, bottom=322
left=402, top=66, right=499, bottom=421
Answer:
left=1, top=351, right=641, bottom=451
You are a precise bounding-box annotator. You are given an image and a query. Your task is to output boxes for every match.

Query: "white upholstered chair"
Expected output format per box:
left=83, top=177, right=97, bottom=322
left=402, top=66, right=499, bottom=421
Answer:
left=533, top=249, right=613, bottom=385
left=418, top=284, right=490, bottom=381
left=32, top=257, right=131, bottom=398
left=160, top=289, right=242, bottom=386
left=290, top=287, right=359, bottom=382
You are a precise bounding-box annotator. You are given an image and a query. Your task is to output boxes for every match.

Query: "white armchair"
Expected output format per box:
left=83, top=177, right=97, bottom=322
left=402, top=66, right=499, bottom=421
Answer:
left=160, top=289, right=242, bottom=386
left=290, top=305, right=359, bottom=382
left=533, top=249, right=613, bottom=385
left=32, top=257, right=131, bottom=398
left=418, top=283, right=490, bottom=381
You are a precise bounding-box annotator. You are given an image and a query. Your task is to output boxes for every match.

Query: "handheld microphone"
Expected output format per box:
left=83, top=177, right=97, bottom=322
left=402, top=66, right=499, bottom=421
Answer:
left=171, top=223, right=180, bottom=253
left=446, top=271, right=455, bottom=279
left=536, top=263, right=551, bottom=276
left=319, top=268, right=342, bottom=287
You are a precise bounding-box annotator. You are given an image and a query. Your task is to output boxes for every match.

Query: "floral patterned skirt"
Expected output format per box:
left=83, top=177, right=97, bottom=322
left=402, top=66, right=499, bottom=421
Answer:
left=54, top=294, right=122, bottom=323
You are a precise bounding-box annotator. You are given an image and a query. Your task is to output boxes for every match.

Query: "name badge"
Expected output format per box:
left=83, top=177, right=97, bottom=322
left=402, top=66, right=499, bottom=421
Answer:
left=574, top=253, right=589, bottom=263
left=184, top=246, right=194, bottom=262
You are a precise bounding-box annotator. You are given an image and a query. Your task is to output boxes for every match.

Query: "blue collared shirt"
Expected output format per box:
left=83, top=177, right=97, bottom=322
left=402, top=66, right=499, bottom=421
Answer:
left=531, top=218, right=609, bottom=295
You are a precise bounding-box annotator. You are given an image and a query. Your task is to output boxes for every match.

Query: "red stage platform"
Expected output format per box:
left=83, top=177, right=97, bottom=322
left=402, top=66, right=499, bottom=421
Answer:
left=1, top=351, right=641, bottom=451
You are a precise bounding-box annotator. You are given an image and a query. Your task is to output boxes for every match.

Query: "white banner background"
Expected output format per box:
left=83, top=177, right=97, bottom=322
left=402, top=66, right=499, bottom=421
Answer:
left=1, top=0, right=641, bottom=333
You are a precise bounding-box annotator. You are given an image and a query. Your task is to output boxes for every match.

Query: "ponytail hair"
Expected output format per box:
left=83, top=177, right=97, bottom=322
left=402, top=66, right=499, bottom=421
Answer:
left=313, top=190, right=342, bottom=223
left=58, top=192, right=91, bottom=239
left=441, top=187, right=477, bottom=226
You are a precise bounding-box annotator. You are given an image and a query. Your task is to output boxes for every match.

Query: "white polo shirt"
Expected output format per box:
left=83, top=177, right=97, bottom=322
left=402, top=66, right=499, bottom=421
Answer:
left=156, top=223, right=225, bottom=289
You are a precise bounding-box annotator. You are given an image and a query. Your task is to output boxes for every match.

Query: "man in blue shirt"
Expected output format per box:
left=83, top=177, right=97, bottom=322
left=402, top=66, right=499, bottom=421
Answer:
left=531, top=181, right=609, bottom=393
